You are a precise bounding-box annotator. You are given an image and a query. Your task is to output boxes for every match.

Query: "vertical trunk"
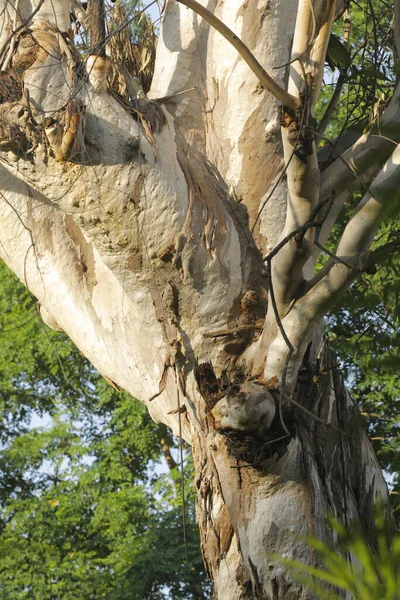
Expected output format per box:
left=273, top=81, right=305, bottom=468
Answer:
left=87, top=0, right=106, bottom=56
left=193, top=347, right=386, bottom=599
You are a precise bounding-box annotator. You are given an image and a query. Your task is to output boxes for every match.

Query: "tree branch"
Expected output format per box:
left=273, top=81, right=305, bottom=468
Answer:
left=317, top=8, right=350, bottom=137
left=317, top=73, right=346, bottom=138
left=287, top=0, right=316, bottom=98
left=365, top=238, right=400, bottom=269
left=175, top=0, right=299, bottom=111
left=0, top=0, right=46, bottom=64
left=271, top=2, right=336, bottom=313
left=304, top=144, right=400, bottom=314
left=308, top=0, right=336, bottom=112
left=320, top=81, right=400, bottom=202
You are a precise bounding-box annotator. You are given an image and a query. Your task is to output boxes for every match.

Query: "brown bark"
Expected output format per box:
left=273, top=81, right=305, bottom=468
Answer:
left=88, top=0, right=106, bottom=56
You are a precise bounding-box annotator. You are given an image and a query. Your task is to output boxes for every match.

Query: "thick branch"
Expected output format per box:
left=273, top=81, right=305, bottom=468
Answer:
left=309, top=1, right=336, bottom=112
left=88, top=0, right=106, bottom=56
left=287, top=0, right=335, bottom=108
left=320, top=81, right=400, bottom=202
left=270, top=2, right=336, bottom=312
left=305, top=144, right=400, bottom=314
left=287, top=0, right=315, bottom=98
left=175, top=0, right=299, bottom=111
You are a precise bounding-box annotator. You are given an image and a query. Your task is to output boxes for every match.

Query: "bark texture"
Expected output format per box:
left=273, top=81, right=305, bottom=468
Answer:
left=0, top=1, right=392, bottom=598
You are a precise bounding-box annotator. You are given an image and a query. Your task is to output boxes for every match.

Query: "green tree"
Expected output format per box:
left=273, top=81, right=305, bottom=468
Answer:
left=0, top=262, right=208, bottom=599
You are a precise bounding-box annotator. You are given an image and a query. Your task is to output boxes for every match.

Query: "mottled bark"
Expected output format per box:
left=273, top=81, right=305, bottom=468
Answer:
left=0, top=1, right=394, bottom=598
left=192, top=349, right=386, bottom=599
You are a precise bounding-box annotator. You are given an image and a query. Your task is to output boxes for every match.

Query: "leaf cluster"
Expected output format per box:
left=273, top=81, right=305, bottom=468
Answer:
left=273, top=510, right=400, bottom=600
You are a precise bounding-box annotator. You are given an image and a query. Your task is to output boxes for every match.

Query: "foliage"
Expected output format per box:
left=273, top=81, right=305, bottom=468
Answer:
left=315, top=0, right=400, bottom=517
left=0, top=261, right=209, bottom=600
left=273, top=511, right=400, bottom=600
left=106, top=1, right=157, bottom=93
left=316, top=0, right=396, bottom=136
left=327, top=216, right=400, bottom=516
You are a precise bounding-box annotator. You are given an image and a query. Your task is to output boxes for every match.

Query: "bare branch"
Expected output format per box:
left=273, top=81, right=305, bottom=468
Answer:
left=287, top=0, right=336, bottom=108
left=0, top=0, right=46, bottom=64
left=70, top=0, right=88, bottom=30
left=287, top=0, right=316, bottom=98
left=365, top=238, right=400, bottom=269
left=175, top=0, right=299, bottom=111
left=304, top=144, right=400, bottom=314
left=308, top=1, right=336, bottom=112
left=320, top=81, right=400, bottom=202
left=312, top=189, right=351, bottom=258
left=317, top=73, right=346, bottom=138
left=317, top=8, right=351, bottom=137
left=272, top=2, right=336, bottom=313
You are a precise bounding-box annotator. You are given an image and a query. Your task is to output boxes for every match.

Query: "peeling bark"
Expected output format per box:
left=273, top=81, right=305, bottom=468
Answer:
left=0, top=1, right=394, bottom=598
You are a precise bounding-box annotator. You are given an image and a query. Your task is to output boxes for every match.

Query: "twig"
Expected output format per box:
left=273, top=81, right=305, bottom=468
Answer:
left=281, top=392, right=346, bottom=435
left=314, top=129, right=370, bottom=194
left=314, top=240, right=357, bottom=270
left=264, top=220, right=321, bottom=262
left=264, top=262, right=293, bottom=440
left=317, top=73, right=346, bottom=138
left=157, top=86, right=197, bottom=102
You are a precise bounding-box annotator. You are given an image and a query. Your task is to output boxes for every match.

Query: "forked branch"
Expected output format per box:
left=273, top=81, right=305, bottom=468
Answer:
left=305, top=144, right=400, bottom=314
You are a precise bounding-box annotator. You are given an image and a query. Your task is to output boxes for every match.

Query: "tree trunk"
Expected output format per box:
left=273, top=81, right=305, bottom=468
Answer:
left=192, top=362, right=386, bottom=599
left=0, top=0, right=392, bottom=598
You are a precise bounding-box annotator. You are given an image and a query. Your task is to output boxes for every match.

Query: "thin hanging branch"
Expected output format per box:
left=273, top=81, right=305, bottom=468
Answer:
left=175, top=0, right=299, bottom=111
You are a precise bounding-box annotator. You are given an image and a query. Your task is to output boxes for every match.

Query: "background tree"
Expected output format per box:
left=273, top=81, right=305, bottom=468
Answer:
left=0, top=261, right=208, bottom=599
left=0, top=0, right=399, bottom=598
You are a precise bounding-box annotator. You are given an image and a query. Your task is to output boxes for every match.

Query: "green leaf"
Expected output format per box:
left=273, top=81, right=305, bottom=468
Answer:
left=326, top=34, right=351, bottom=72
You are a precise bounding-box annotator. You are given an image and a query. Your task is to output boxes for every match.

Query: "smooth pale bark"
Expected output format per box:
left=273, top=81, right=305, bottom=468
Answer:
left=0, top=1, right=391, bottom=598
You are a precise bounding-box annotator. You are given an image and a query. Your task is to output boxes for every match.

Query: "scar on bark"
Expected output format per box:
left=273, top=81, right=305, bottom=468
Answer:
left=194, top=362, right=292, bottom=465
left=279, top=105, right=314, bottom=163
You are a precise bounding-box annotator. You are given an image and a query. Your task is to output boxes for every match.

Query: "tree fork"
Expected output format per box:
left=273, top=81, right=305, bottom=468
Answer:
left=0, top=1, right=395, bottom=598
